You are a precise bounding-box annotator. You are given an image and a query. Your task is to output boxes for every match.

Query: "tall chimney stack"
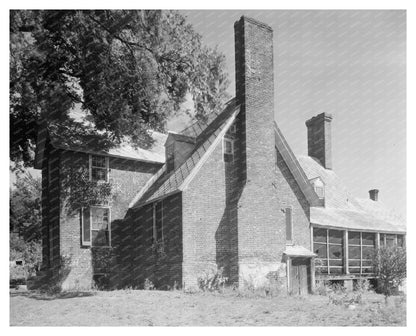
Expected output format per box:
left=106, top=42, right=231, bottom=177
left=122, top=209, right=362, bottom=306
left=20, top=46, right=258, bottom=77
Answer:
left=305, top=113, right=333, bottom=169
left=233, top=17, right=280, bottom=285
left=369, top=189, right=379, bottom=201
left=234, top=16, right=275, bottom=179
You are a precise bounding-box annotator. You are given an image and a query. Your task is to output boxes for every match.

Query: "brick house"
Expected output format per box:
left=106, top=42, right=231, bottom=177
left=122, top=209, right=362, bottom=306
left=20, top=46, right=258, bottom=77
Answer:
left=34, top=16, right=405, bottom=293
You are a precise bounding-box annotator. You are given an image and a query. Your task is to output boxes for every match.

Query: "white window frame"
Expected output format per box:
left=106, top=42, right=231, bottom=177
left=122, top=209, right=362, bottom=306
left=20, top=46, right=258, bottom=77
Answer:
left=223, top=137, right=235, bottom=162
left=89, top=154, right=110, bottom=182
left=313, top=228, right=344, bottom=275
left=81, top=206, right=111, bottom=247
left=347, top=231, right=375, bottom=275
left=152, top=201, right=164, bottom=243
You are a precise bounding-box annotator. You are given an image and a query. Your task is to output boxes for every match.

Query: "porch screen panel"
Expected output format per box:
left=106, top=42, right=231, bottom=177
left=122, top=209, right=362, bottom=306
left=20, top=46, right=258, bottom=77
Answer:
left=348, top=231, right=375, bottom=275
left=328, top=230, right=343, bottom=274
left=313, top=228, right=343, bottom=274
left=313, top=228, right=328, bottom=274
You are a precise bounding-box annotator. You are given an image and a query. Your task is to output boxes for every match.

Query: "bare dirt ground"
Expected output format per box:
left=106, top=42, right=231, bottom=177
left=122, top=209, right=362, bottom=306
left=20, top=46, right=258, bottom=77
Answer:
left=10, top=289, right=406, bottom=326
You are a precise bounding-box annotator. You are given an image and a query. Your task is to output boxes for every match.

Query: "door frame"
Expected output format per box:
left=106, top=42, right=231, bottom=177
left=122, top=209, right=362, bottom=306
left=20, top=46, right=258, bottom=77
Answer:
left=286, top=256, right=315, bottom=294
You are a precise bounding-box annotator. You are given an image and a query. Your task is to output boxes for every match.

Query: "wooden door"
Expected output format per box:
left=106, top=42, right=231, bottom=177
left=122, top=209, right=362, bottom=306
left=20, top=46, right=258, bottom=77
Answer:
left=290, top=258, right=310, bottom=295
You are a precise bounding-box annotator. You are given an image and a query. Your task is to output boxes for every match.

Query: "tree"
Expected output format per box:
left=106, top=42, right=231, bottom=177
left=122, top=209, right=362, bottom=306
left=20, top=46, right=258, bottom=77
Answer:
left=372, top=245, right=406, bottom=300
left=10, top=10, right=230, bottom=169
left=10, top=171, right=42, bottom=241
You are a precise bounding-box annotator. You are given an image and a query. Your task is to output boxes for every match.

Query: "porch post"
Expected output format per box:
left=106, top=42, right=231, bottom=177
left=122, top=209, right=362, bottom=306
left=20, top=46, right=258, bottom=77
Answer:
left=310, top=257, right=316, bottom=293
left=344, top=230, right=349, bottom=274
left=286, top=257, right=291, bottom=293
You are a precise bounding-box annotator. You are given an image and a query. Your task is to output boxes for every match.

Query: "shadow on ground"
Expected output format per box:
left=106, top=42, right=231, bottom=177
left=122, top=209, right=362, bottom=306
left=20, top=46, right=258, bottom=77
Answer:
left=10, top=290, right=96, bottom=301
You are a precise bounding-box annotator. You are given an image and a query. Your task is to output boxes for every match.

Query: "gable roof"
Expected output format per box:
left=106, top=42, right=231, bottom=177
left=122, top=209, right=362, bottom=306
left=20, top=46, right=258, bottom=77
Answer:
left=297, top=155, right=405, bottom=233
left=129, top=99, right=240, bottom=208
left=274, top=123, right=322, bottom=207
left=34, top=104, right=167, bottom=169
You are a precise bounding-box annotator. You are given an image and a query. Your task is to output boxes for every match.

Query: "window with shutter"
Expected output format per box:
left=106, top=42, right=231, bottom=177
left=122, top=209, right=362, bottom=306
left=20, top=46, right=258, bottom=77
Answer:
left=81, top=206, right=111, bottom=247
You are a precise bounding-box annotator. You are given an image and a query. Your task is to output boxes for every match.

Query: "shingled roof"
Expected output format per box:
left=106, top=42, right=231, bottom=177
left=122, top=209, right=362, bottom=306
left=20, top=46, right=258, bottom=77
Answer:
left=129, top=99, right=240, bottom=208
left=34, top=104, right=167, bottom=169
left=298, top=155, right=405, bottom=233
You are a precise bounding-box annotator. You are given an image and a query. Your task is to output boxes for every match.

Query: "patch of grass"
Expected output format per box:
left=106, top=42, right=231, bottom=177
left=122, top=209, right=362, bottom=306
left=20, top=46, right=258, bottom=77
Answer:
left=10, top=288, right=406, bottom=326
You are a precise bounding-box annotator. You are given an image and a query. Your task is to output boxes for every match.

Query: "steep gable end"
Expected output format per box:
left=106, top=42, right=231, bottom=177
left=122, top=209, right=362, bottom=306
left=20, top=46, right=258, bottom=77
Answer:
left=274, top=122, right=322, bottom=207
left=130, top=101, right=240, bottom=208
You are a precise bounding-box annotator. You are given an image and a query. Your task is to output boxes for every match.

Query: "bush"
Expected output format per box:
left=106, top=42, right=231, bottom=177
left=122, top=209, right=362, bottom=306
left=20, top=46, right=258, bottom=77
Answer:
left=198, top=267, right=228, bottom=292
left=322, top=280, right=371, bottom=307
left=144, top=278, right=155, bottom=290
left=315, top=280, right=332, bottom=296
left=10, top=234, right=42, bottom=281
left=372, top=246, right=406, bottom=299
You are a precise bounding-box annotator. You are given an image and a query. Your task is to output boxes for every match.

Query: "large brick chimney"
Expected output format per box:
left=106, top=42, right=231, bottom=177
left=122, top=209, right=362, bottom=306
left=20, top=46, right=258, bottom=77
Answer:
left=234, top=17, right=281, bottom=285
left=234, top=16, right=275, bottom=183
left=305, top=113, right=333, bottom=169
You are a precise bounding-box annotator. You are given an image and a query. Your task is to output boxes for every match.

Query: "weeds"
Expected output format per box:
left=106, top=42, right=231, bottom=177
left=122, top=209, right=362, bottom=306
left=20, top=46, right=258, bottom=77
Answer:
left=198, top=267, right=228, bottom=292
left=144, top=278, right=155, bottom=290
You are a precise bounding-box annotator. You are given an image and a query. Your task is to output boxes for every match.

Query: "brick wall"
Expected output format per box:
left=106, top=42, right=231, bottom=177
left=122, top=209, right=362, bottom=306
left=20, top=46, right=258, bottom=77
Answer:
left=182, top=133, right=238, bottom=288
left=306, top=113, right=333, bottom=169
left=53, top=150, right=160, bottom=289
left=40, top=140, right=61, bottom=273
left=275, top=149, right=311, bottom=250
left=115, top=193, right=183, bottom=289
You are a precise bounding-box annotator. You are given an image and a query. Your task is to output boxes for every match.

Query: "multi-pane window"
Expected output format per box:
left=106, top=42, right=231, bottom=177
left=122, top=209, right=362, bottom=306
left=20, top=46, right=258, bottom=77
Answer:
left=348, top=231, right=375, bottom=275
left=285, top=207, right=293, bottom=244
left=153, top=201, right=163, bottom=243
left=313, top=228, right=343, bottom=274
left=380, top=233, right=405, bottom=248
left=90, top=155, right=109, bottom=182
left=223, top=138, right=234, bottom=162
left=82, top=207, right=111, bottom=247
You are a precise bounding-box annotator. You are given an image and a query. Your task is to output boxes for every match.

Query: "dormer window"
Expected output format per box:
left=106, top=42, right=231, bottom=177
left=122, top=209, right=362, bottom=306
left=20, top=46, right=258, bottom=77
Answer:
left=310, top=177, right=325, bottom=199
left=315, top=185, right=324, bottom=199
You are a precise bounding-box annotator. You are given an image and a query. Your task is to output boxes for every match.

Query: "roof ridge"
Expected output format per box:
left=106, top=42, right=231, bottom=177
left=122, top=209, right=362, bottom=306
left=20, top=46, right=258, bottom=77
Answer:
left=179, top=98, right=236, bottom=138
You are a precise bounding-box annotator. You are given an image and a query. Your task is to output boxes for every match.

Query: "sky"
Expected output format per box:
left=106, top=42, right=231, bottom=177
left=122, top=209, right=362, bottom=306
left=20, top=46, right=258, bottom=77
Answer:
left=180, top=10, right=406, bottom=218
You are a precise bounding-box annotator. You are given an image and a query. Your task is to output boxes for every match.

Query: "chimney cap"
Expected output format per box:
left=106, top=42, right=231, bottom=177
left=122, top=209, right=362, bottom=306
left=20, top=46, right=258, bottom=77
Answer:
left=305, top=112, right=333, bottom=127
left=235, top=16, right=273, bottom=32
left=369, top=189, right=379, bottom=201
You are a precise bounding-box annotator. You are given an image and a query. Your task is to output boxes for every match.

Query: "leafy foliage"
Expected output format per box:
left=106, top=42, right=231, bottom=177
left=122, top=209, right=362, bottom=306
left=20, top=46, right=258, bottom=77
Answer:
left=60, top=165, right=119, bottom=215
left=10, top=171, right=42, bottom=241
left=10, top=10, right=230, bottom=168
left=372, top=246, right=406, bottom=298
left=10, top=234, right=42, bottom=278
left=198, top=267, right=228, bottom=292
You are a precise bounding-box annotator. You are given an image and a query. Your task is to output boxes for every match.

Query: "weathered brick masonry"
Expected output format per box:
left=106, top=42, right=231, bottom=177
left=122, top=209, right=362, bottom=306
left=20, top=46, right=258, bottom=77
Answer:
left=182, top=128, right=239, bottom=287
left=234, top=17, right=289, bottom=286
left=44, top=149, right=161, bottom=289
left=114, top=193, right=182, bottom=289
